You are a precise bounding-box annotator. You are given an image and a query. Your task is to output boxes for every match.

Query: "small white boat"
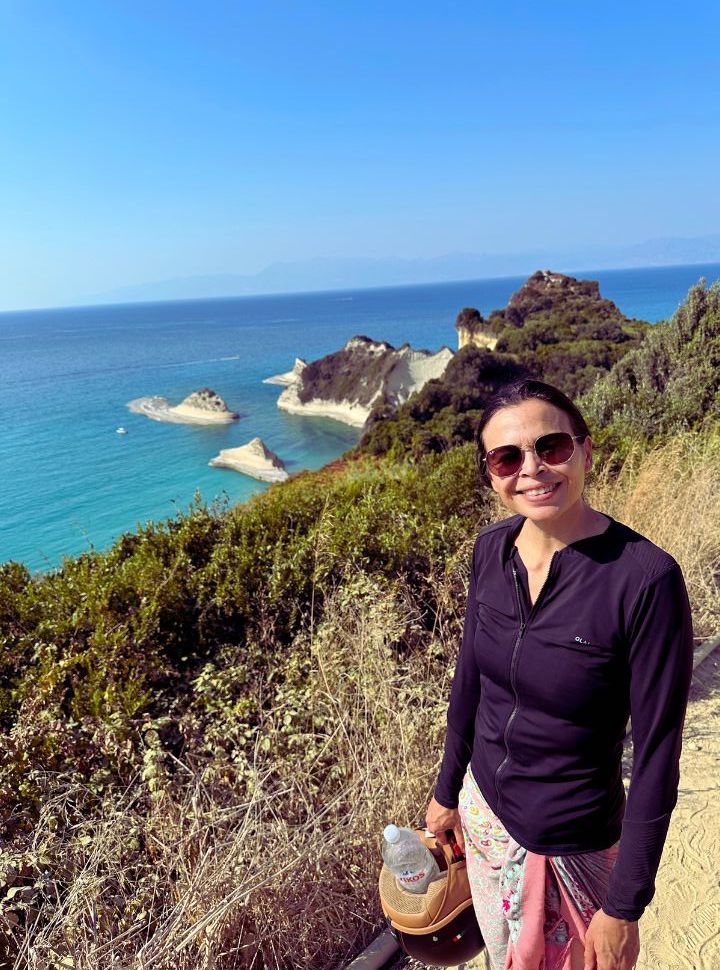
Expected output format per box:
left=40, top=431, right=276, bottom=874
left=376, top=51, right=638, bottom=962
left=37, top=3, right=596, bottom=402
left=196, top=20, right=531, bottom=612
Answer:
left=116, top=427, right=128, bottom=435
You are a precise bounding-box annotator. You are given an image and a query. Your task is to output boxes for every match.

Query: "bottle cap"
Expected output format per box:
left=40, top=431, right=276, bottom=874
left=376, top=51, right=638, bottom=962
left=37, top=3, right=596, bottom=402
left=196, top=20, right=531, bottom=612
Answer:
left=383, top=824, right=400, bottom=843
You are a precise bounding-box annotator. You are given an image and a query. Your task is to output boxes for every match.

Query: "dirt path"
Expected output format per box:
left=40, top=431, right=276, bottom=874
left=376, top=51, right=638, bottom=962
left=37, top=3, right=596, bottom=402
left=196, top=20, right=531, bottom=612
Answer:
left=635, top=651, right=720, bottom=970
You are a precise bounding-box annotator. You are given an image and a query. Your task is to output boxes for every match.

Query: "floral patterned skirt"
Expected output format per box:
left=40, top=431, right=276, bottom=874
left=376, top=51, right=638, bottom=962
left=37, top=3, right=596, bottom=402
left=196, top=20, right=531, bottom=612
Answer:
left=458, top=768, right=619, bottom=970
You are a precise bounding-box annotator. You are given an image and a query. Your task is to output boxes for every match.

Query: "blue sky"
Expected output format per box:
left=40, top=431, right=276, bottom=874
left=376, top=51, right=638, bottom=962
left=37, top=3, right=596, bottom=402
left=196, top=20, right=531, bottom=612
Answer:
left=1, top=1, right=719, bottom=309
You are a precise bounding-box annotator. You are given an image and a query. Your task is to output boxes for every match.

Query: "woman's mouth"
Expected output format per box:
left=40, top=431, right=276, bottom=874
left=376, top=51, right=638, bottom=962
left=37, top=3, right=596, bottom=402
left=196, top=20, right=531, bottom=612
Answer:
left=517, top=482, right=561, bottom=499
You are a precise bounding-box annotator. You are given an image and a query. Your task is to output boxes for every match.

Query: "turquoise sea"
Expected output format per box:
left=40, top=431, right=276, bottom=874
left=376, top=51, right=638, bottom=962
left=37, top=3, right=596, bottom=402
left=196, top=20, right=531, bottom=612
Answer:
left=2, top=263, right=719, bottom=572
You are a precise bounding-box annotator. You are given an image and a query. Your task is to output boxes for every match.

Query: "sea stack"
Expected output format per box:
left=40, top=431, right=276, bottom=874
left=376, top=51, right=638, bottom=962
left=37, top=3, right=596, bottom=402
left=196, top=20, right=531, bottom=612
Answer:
left=127, top=388, right=239, bottom=424
left=169, top=389, right=239, bottom=422
left=209, top=437, right=289, bottom=482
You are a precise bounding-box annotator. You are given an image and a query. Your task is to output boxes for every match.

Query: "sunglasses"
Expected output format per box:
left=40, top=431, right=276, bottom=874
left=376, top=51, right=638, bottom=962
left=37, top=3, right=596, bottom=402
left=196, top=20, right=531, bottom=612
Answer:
left=484, top=432, right=586, bottom=478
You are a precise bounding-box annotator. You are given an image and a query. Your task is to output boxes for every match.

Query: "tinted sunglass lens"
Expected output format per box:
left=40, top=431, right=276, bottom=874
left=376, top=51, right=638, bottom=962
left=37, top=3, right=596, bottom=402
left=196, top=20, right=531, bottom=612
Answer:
left=487, top=446, right=523, bottom=476
left=536, top=432, right=575, bottom=464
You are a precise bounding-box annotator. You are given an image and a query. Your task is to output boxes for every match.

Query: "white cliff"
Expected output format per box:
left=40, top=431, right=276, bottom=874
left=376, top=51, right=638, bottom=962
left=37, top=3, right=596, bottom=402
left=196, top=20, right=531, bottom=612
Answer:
left=275, top=337, right=454, bottom=427
left=262, top=358, right=307, bottom=386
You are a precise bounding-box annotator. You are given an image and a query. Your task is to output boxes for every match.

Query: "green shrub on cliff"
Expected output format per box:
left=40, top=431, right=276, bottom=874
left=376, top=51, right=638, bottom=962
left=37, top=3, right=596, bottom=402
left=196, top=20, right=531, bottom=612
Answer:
left=357, top=271, right=651, bottom=460
left=582, top=279, right=720, bottom=456
left=358, top=345, right=528, bottom=459
left=0, top=444, right=488, bottom=835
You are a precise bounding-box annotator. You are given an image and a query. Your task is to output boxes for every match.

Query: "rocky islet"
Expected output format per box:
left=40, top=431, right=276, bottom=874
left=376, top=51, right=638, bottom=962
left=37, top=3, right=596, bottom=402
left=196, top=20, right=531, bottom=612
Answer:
left=208, top=437, right=289, bottom=482
left=127, top=387, right=239, bottom=424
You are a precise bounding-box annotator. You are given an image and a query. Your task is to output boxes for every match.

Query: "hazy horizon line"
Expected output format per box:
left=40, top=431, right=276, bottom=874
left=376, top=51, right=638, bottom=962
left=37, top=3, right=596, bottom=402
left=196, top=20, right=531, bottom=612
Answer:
left=3, top=257, right=720, bottom=318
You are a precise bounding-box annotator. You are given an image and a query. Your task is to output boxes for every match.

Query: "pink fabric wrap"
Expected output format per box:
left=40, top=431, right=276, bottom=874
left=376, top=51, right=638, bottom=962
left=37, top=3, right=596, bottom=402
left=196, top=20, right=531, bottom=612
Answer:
left=458, top=768, right=619, bottom=970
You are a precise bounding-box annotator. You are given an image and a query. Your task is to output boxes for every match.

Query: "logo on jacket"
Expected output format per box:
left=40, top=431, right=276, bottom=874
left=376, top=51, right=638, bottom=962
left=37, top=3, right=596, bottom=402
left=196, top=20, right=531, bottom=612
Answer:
left=574, top=635, right=592, bottom=645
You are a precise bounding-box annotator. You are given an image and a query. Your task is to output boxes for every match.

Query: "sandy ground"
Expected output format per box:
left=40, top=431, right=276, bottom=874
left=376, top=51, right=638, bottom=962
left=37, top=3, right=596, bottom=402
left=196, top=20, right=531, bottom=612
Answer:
left=400, top=649, right=720, bottom=970
left=633, top=649, right=720, bottom=970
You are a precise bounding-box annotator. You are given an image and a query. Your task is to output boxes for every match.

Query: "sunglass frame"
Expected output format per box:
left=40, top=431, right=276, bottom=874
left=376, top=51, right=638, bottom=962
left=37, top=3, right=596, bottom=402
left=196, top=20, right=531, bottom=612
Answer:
left=483, top=433, right=587, bottom=478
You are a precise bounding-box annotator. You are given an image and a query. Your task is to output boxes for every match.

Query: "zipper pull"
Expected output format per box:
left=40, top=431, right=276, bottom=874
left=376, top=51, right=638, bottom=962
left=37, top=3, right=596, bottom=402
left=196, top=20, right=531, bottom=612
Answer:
left=511, top=562, right=526, bottom=625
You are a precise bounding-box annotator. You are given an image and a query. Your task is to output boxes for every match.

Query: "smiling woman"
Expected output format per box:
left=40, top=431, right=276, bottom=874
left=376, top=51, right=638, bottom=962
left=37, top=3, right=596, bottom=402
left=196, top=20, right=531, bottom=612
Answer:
left=425, top=378, right=694, bottom=970
left=476, top=380, right=593, bottom=520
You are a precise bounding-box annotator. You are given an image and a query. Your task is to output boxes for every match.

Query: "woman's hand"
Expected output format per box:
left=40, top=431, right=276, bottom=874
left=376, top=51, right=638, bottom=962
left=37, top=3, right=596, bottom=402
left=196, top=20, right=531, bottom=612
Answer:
left=583, top=909, right=640, bottom=970
left=424, top=796, right=465, bottom=853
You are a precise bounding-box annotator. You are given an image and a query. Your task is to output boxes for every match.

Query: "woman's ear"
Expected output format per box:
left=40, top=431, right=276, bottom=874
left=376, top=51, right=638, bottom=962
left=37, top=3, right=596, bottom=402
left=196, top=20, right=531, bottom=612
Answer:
left=583, top=436, right=593, bottom=473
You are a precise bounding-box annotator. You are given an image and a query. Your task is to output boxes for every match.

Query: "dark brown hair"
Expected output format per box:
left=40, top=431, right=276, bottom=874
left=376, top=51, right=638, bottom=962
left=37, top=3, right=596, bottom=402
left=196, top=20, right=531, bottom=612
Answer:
left=475, top=379, right=592, bottom=487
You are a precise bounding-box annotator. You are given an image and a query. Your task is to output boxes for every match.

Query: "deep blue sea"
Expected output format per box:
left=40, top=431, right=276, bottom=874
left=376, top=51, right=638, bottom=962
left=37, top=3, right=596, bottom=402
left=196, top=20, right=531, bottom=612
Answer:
left=2, top=262, right=719, bottom=572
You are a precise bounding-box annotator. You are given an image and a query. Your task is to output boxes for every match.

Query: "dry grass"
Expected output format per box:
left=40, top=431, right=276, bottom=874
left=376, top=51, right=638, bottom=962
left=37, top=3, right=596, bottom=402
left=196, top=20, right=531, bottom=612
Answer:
left=3, top=568, right=465, bottom=970
left=587, top=430, right=720, bottom=638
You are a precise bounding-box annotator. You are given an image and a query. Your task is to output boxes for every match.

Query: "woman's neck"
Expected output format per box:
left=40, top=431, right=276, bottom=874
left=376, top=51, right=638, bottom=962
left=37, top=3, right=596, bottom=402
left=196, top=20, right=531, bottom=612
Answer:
left=517, top=502, right=609, bottom=556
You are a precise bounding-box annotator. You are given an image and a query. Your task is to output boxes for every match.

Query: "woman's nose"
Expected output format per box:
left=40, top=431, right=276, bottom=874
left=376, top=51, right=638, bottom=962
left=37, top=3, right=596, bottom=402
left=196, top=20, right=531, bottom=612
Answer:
left=519, top=448, right=546, bottom=475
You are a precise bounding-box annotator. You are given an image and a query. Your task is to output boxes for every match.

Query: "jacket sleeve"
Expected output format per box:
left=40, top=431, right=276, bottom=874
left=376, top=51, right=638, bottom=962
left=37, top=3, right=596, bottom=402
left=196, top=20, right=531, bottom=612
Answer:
left=434, top=538, right=482, bottom=809
left=602, top=561, right=693, bottom=921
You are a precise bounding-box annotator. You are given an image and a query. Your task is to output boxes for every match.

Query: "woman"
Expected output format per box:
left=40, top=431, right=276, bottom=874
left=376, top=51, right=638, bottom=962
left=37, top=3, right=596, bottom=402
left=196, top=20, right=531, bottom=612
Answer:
left=425, top=379, right=693, bottom=970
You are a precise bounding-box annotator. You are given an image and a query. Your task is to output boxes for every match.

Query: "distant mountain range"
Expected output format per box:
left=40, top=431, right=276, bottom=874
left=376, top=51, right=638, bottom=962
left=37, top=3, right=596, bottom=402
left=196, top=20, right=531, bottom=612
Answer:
left=82, top=234, right=720, bottom=305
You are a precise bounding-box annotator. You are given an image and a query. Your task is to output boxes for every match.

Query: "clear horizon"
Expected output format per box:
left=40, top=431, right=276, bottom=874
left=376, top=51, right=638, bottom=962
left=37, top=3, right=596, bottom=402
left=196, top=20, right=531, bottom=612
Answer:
left=1, top=1, right=719, bottom=311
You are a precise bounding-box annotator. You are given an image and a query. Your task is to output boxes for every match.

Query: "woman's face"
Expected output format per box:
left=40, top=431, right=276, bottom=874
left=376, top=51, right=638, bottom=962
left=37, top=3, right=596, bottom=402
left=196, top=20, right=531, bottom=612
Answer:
left=481, top=399, right=592, bottom=524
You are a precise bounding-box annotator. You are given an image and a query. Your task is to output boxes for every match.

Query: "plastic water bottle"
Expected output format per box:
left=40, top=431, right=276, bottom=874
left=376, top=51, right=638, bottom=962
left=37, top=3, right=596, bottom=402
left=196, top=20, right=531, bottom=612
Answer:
left=382, top=824, right=441, bottom=894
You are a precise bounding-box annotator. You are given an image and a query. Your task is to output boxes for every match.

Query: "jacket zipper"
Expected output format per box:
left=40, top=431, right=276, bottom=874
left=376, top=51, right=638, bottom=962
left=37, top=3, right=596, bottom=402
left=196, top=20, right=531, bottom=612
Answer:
left=494, top=551, right=558, bottom=814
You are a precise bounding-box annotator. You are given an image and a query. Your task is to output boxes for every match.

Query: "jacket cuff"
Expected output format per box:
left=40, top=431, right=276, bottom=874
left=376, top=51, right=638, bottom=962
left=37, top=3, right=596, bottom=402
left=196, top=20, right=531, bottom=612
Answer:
left=601, top=813, right=672, bottom=922
left=433, top=782, right=460, bottom=810
left=601, top=902, right=643, bottom=922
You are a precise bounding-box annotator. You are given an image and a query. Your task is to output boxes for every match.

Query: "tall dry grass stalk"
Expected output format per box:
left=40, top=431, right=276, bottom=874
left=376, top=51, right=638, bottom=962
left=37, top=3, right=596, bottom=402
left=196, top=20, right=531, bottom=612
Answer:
left=587, top=430, right=720, bottom=638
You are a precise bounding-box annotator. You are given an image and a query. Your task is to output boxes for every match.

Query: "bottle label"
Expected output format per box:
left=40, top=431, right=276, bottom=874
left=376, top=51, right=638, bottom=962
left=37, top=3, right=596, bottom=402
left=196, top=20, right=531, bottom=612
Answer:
left=398, top=868, right=428, bottom=886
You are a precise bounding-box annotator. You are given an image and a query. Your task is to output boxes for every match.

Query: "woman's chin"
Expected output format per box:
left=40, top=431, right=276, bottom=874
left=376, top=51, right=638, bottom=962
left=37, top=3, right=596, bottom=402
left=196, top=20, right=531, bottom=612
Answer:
left=511, top=495, right=563, bottom=517
left=521, top=505, right=562, bottom=522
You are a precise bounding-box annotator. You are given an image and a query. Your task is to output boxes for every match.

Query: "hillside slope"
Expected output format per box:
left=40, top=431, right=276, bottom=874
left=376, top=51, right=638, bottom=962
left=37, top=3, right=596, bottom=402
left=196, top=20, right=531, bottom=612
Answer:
left=358, top=270, right=649, bottom=459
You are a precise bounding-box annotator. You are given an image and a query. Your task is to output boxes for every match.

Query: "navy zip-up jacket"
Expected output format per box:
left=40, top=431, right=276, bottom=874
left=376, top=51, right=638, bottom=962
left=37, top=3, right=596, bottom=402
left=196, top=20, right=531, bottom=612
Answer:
left=434, top=514, right=693, bottom=921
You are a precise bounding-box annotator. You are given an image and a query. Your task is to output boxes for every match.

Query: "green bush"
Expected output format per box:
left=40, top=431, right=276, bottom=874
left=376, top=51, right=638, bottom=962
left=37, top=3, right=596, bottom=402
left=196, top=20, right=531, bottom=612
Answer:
left=582, top=279, right=720, bottom=457
left=0, top=445, right=490, bottom=832
left=356, top=273, right=651, bottom=460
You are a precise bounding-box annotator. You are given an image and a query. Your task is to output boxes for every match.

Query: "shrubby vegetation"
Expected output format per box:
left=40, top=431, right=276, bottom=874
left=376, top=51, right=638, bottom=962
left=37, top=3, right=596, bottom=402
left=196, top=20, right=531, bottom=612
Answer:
left=297, top=335, right=398, bottom=407
left=495, top=269, right=652, bottom=385
left=358, top=346, right=528, bottom=461
left=583, top=279, right=720, bottom=456
left=357, top=271, right=651, bottom=459
left=1, top=277, right=719, bottom=968
left=0, top=445, right=490, bottom=968
left=0, top=446, right=487, bottom=818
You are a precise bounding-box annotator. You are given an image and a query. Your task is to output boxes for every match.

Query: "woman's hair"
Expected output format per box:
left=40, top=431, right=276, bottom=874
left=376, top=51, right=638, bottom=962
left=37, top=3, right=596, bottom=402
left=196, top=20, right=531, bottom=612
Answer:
left=476, top=378, right=592, bottom=487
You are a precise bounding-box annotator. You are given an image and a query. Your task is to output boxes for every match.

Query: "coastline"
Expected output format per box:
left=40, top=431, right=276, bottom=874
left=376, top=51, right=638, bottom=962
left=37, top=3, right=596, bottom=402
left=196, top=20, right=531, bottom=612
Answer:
left=5, top=266, right=719, bottom=571
left=277, top=390, right=371, bottom=427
